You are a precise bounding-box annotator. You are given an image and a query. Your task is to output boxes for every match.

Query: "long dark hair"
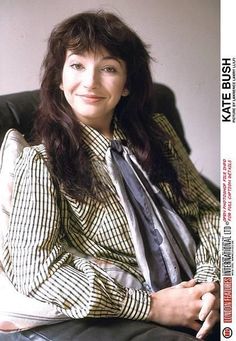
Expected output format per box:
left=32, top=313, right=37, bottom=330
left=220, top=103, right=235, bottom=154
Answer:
left=35, top=10, right=179, bottom=200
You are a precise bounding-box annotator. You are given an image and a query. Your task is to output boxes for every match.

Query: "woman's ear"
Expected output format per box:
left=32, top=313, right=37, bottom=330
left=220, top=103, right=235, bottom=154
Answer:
left=59, top=84, right=64, bottom=91
left=122, top=88, right=129, bottom=97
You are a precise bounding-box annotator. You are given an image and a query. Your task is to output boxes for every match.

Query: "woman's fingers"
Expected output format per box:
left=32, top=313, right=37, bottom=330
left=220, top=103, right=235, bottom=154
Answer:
left=196, top=309, right=220, bottom=339
left=198, top=282, right=220, bottom=321
left=199, top=292, right=219, bottom=321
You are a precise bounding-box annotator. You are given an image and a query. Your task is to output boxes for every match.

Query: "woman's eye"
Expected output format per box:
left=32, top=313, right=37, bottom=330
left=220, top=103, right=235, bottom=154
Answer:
left=70, top=63, right=84, bottom=70
left=102, top=66, right=117, bottom=73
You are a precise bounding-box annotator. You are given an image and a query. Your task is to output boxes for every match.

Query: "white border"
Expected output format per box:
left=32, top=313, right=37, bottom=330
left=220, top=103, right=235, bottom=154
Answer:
left=221, top=0, right=236, bottom=340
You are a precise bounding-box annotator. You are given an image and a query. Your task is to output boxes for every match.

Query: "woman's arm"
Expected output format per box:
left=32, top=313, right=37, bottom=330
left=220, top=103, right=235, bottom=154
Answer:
left=153, top=114, right=220, bottom=338
left=155, top=113, right=220, bottom=283
left=2, top=146, right=150, bottom=320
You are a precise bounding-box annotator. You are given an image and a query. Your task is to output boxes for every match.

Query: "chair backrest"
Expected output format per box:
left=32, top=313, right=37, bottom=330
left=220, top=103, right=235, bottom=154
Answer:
left=0, top=90, right=39, bottom=146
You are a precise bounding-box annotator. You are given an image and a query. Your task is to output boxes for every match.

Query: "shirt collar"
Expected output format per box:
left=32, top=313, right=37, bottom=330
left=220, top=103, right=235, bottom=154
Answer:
left=81, top=117, right=127, bottom=160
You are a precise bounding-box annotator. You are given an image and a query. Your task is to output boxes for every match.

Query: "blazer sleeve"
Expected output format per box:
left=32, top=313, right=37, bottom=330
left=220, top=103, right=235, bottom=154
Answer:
left=154, top=113, right=220, bottom=283
left=2, top=146, right=150, bottom=320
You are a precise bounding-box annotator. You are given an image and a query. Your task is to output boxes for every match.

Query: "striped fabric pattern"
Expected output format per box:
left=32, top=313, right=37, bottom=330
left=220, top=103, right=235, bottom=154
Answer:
left=2, top=114, right=220, bottom=320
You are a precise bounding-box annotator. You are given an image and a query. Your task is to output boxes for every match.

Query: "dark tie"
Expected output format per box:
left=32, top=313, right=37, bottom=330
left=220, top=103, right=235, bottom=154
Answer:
left=110, top=140, right=171, bottom=291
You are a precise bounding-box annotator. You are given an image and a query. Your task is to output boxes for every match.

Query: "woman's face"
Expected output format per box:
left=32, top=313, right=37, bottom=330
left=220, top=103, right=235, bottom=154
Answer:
left=60, top=48, right=129, bottom=134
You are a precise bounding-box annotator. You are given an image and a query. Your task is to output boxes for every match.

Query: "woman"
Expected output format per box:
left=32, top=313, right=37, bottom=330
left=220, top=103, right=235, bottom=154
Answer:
left=2, top=11, right=220, bottom=340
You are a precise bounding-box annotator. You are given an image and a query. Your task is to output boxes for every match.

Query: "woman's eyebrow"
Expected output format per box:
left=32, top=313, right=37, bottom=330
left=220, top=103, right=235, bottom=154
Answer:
left=102, top=56, right=122, bottom=64
left=66, top=53, right=122, bottom=64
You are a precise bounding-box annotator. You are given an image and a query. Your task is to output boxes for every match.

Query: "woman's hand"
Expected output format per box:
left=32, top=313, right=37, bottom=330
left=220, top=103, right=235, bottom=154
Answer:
left=196, top=283, right=220, bottom=339
left=147, top=280, right=219, bottom=337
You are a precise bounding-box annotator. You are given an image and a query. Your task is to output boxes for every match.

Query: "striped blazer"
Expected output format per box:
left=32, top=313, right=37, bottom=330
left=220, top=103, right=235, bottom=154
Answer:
left=2, top=114, right=220, bottom=320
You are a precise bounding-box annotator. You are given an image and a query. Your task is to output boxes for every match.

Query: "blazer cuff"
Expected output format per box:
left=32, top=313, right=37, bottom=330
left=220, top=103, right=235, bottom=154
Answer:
left=118, top=288, right=151, bottom=320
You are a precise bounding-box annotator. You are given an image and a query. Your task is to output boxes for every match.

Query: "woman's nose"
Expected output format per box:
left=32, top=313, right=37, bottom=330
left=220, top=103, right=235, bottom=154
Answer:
left=82, top=68, right=98, bottom=89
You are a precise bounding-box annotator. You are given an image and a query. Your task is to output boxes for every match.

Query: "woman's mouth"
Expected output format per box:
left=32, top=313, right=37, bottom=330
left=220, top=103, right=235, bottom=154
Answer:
left=78, top=94, right=105, bottom=103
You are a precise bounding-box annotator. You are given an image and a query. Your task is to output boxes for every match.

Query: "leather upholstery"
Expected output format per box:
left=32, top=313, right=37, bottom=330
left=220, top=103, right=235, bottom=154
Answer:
left=0, top=90, right=39, bottom=146
left=0, top=318, right=199, bottom=341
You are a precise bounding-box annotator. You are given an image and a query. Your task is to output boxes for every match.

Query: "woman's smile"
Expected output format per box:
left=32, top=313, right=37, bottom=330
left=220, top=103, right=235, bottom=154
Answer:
left=78, top=93, right=106, bottom=104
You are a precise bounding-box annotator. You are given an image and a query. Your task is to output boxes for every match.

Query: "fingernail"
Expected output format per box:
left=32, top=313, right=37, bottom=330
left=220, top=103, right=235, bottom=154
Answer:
left=196, top=333, right=203, bottom=339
